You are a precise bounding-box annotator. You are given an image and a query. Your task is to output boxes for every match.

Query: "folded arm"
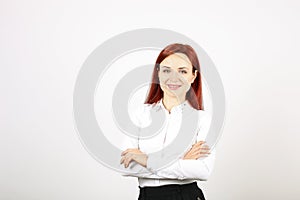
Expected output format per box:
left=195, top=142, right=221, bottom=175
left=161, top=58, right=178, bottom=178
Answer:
left=120, top=137, right=216, bottom=180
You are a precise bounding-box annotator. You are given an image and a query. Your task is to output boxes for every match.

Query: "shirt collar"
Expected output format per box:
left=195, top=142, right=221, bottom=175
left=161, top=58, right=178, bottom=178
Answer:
left=154, top=98, right=188, bottom=114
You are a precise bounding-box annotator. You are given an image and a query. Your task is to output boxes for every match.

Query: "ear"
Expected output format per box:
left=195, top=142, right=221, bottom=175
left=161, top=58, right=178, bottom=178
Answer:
left=191, top=70, right=198, bottom=83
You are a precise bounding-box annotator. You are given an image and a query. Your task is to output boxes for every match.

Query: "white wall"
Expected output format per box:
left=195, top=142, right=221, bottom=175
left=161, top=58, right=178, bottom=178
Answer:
left=1, top=0, right=300, bottom=199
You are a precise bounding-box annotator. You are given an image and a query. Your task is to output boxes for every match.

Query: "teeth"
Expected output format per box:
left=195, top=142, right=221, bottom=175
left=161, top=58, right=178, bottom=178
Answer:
left=167, top=84, right=181, bottom=90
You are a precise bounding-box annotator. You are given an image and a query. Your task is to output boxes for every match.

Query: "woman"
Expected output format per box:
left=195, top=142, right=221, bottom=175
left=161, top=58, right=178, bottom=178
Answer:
left=120, top=43, right=216, bottom=200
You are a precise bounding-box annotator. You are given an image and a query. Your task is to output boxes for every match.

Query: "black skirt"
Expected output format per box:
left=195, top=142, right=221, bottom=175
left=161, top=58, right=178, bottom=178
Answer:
left=138, top=182, right=206, bottom=200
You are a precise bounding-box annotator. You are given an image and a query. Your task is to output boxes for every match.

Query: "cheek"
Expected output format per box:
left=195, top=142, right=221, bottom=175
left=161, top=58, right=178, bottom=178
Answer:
left=186, top=74, right=196, bottom=83
left=158, top=73, right=167, bottom=82
left=181, top=76, right=191, bottom=84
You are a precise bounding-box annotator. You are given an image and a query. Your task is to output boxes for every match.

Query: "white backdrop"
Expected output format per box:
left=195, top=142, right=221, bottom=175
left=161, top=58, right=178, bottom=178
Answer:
left=1, top=0, right=300, bottom=199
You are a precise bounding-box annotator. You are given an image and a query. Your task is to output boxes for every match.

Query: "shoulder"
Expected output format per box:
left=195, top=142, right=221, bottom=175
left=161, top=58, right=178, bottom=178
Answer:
left=197, top=110, right=211, bottom=126
left=128, top=102, right=154, bottom=127
left=198, top=110, right=211, bottom=121
left=194, top=109, right=212, bottom=140
left=187, top=102, right=211, bottom=121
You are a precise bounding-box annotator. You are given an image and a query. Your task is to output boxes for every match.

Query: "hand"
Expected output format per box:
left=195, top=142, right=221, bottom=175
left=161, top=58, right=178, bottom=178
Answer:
left=183, top=141, right=210, bottom=160
left=120, top=148, right=148, bottom=168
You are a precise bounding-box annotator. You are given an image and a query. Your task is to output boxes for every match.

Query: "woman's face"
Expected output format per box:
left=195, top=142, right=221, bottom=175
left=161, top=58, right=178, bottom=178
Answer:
left=158, top=53, right=197, bottom=100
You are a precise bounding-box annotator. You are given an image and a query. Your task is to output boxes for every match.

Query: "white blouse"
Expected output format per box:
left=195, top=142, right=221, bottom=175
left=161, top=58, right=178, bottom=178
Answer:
left=120, top=99, right=216, bottom=187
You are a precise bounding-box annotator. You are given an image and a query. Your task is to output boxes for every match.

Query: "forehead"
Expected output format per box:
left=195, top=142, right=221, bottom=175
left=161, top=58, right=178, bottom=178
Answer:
left=160, top=53, right=192, bottom=68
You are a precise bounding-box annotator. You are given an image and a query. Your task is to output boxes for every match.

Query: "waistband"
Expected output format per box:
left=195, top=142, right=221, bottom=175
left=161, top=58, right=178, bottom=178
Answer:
left=139, top=182, right=198, bottom=196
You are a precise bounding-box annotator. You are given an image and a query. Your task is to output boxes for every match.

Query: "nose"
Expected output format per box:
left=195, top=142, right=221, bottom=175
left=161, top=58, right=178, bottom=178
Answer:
left=168, top=70, right=181, bottom=81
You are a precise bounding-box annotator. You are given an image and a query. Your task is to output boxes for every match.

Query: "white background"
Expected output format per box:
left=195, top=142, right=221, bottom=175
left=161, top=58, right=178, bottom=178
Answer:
left=1, top=0, right=300, bottom=199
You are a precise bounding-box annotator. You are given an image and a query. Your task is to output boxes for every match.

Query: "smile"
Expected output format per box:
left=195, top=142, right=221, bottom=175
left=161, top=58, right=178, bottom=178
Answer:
left=167, top=84, right=182, bottom=90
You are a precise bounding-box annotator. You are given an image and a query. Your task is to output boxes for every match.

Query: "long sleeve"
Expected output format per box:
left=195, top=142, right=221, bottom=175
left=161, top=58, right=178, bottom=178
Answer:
left=119, top=136, right=163, bottom=178
left=121, top=142, right=216, bottom=180
left=120, top=101, right=216, bottom=181
left=120, top=136, right=164, bottom=178
left=146, top=148, right=216, bottom=180
left=120, top=102, right=158, bottom=178
left=145, top=110, right=216, bottom=180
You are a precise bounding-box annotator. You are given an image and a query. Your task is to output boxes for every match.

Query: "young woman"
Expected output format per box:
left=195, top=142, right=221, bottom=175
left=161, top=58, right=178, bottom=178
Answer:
left=120, top=43, right=216, bottom=200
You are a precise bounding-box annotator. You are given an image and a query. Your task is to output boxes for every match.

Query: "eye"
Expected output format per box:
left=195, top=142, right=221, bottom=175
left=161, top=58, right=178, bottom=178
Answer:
left=162, top=69, right=171, bottom=73
left=179, top=70, right=187, bottom=74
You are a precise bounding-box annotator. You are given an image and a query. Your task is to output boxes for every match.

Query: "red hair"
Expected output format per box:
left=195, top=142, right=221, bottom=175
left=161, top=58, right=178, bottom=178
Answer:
left=144, top=43, right=204, bottom=110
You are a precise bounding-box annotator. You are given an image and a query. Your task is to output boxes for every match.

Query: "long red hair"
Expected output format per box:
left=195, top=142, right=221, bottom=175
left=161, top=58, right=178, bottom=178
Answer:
left=144, top=43, right=204, bottom=110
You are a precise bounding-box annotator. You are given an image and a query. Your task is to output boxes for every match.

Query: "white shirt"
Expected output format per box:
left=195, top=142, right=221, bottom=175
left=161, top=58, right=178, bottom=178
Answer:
left=120, top=99, right=216, bottom=187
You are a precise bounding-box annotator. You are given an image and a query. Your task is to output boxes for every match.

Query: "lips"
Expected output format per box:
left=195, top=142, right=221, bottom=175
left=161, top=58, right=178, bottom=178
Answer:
left=167, top=84, right=181, bottom=90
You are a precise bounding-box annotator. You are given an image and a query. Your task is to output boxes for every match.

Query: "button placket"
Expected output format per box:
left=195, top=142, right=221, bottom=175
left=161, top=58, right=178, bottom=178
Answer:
left=162, top=112, right=171, bottom=156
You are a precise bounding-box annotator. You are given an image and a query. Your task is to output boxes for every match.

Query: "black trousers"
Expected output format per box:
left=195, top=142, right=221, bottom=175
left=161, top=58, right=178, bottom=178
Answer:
left=138, top=182, right=206, bottom=200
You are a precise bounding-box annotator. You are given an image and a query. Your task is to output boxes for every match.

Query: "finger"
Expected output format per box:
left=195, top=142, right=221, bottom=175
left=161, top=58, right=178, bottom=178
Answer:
left=189, top=149, right=201, bottom=155
left=122, top=153, right=133, bottom=167
left=121, top=149, right=133, bottom=156
left=193, top=142, right=207, bottom=149
left=198, top=152, right=210, bottom=156
left=194, top=151, right=210, bottom=157
left=190, top=145, right=201, bottom=151
left=124, top=156, right=133, bottom=168
left=196, top=141, right=206, bottom=145
left=195, top=145, right=209, bottom=150
left=192, top=149, right=210, bottom=156
left=198, top=153, right=210, bottom=158
left=189, top=145, right=205, bottom=152
left=199, top=149, right=210, bottom=153
left=199, top=146, right=210, bottom=151
left=200, top=149, right=210, bottom=153
left=198, top=154, right=209, bottom=158
left=199, top=145, right=210, bottom=150
left=122, top=155, right=130, bottom=167
left=120, top=156, right=125, bottom=164
left=193, top=141, right=205, bottom=147
left=121, top=148, right=138, bottom=156
left=121, top=150, right=128, bottom=156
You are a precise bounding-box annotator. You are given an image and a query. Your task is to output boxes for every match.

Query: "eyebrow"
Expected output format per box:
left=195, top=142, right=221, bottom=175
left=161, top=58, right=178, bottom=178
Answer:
left=161, top=66, right=189, bottom=69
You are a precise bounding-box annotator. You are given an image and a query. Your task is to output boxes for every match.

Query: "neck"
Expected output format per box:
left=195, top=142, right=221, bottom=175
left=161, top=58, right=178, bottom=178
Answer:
left=162, top=95, right=186, bottom=113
